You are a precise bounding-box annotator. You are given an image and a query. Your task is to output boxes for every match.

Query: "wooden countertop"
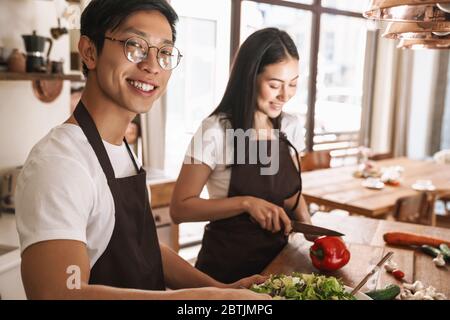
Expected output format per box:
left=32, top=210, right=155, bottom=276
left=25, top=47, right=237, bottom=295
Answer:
left=145, top=168, right=177, bottom=209
left=263, top=212, right=450, bottom=297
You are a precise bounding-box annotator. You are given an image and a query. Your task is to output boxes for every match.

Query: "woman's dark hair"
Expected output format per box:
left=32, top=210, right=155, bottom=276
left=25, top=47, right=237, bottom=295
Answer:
left=80, top=0, right=178, bottom=76
left=211, top=27, right=299, bottom=131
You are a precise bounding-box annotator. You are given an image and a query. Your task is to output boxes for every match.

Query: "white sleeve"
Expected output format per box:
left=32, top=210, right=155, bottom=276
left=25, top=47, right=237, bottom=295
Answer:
left=15, top=156, right=94, bottom=253
left=184, top=117, right=224, bottom=170
left=292, top=120, right=306, bottom=153
left=282, top=113, right=306, bottom=153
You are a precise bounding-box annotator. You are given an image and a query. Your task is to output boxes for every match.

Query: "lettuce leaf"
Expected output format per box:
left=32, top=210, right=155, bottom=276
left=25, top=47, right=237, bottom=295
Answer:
left=250, top=273, right=356, bottom=300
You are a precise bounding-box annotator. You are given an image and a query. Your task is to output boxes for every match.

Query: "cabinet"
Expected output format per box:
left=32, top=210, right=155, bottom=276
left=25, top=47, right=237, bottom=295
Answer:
left=0, top=246, right=25, bottom=300
left=0, top=214, right=26, bottom=300
left=148, top=179, right=179, bottom=252
left=153, top=207, right=179, bottom=252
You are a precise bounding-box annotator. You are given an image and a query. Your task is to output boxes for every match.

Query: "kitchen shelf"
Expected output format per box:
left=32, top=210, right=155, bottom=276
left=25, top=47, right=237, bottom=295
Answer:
left=0, top=72, right=84, bottom=82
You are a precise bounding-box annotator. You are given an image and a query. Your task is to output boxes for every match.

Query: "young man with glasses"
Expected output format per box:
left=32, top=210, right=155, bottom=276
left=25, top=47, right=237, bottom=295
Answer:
left=15, top=0, right=269, bottom=300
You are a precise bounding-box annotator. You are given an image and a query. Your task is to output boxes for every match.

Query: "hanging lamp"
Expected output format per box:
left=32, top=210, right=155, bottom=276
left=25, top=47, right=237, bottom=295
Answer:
left=364, top=1, right=450, bottom=48
left=397, top=37, right=450, bottom=48
left=382, top=21, right=450, bottom=39
left=364, top=0, right=450, bottom=22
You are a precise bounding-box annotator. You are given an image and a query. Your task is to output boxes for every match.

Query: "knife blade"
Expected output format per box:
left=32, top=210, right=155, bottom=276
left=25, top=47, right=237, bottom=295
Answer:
left=291, top=220, right=345, bottom=237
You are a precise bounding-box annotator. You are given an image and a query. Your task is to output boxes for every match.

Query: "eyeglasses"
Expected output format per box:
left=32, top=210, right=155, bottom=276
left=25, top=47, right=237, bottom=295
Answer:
left=104, top=36, right=183, bottom=70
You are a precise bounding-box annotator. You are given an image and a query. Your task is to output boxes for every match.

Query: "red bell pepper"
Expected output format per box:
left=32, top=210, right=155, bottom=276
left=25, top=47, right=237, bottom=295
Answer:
left=392, top=269, right=405, bottom=280
left=309, top=236, right=351, bottom=271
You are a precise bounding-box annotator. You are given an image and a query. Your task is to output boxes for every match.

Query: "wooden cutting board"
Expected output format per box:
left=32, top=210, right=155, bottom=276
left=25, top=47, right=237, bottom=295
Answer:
left=263, top=234, right=415, bottom=292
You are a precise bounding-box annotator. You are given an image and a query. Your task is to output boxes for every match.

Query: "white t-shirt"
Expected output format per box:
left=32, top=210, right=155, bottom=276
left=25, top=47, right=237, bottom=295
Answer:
left=184, top=112, right=305, bottom=199
left=15, top=123, right=141, bottom=267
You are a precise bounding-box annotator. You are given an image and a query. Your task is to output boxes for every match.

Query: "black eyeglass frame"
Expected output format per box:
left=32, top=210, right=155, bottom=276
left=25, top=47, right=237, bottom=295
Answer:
left=104, top=36, right=183, bottom=70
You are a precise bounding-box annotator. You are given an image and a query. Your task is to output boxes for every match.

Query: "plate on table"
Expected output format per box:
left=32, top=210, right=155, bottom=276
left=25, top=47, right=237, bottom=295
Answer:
left=411, top=181, right=436, bottom=191
left=344, top=286, right=372, bottom=300
left=362, top=178, right=385, bottom=190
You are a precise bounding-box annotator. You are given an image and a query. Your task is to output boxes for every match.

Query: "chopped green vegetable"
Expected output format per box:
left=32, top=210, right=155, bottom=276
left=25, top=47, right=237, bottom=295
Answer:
left=439, top=244, right=450, bottom=259
left=421, top=245, right=450, bottom=262
left=250, top=273, right=356, bottom=300
left=365, top=284, right=401, bottom=300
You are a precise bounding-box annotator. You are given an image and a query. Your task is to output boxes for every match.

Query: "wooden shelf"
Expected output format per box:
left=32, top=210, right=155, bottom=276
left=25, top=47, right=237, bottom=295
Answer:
left=0, top=72, right=84, bottom=82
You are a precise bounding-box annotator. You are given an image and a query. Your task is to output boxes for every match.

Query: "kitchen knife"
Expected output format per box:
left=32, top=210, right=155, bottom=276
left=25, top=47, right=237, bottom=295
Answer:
left=291, top=220, right=345, bottom=237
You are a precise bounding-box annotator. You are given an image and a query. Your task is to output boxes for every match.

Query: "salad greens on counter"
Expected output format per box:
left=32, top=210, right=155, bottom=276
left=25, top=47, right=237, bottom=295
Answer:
left=250, top=273, right=356, bottom=300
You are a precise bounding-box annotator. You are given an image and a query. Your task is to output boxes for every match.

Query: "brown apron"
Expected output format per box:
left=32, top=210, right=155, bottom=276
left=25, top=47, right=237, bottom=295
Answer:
left=195, top=132, right=302, bottom=283
left=74, top=101, right=165, bottom=290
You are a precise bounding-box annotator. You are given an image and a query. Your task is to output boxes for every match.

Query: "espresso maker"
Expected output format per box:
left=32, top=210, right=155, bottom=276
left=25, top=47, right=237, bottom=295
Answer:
left=22, top=30, right=53, bottom=73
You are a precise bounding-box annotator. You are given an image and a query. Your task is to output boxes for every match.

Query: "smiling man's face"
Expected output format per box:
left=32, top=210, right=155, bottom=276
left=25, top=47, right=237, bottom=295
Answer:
left=94, top=10, right=174, bottom=115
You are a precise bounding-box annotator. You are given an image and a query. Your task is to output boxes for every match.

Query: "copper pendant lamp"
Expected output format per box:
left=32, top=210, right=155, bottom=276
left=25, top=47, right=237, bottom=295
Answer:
left=364, top=0, right=450, bottom=22
left=364, top=1, right=450, bottom=49
left=397, top=38, right=450, bottom=48
left=383, top=21, right=450, bottom=39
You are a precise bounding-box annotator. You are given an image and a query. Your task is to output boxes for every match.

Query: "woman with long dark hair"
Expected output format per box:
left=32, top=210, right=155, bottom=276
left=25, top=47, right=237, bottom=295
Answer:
left=171, top=28, right=315, bottom=283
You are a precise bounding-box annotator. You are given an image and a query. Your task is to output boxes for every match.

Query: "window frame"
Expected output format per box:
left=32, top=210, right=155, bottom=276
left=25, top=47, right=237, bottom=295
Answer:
left=230, top=0, right=377, bottom=152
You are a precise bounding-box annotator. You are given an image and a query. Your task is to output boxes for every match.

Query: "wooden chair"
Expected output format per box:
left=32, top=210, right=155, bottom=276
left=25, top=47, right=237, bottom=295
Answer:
left=432, top=150, right=450, bottom=227
left=393, top=193, right=435, bottom=226
left=300, top=150, right=331, bottom=172
left=368, top=152, right=393, bottom=161
left=300, top=151, right=331, bottom=214
left=435, top=192, right=450, bottom=228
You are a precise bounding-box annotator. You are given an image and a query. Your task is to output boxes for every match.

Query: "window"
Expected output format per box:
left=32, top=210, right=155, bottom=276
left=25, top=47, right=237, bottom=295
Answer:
left=165, top=0, right=231, bottom=176
left=240, top=1, right=313, bottom=135
left=163, top=1, right=375, bottom=173
left=321, top=0, right=370, bottom=13
left=314, top=14, right=368, bottom=166
left=237, top=0, right=374, bottom=165
left=282, top=0, right=314, bottom=4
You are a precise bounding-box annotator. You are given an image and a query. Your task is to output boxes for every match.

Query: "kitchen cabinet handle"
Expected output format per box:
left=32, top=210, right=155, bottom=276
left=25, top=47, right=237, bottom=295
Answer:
left=154, top=215, right=161, bottom=223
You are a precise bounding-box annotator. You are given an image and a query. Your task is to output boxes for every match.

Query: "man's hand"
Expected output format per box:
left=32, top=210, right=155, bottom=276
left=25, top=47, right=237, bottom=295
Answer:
left=226, top=289, right=272, bottom=300
left=227, top=274, right=268, bottom=289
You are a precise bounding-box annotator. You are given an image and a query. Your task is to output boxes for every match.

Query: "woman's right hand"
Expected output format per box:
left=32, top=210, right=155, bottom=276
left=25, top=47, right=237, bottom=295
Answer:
left=242, top=196, right=292, bottom=235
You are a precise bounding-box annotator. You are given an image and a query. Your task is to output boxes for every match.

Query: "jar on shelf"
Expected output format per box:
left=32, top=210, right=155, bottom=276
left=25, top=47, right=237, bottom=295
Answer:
left=7, top=49, right=26, bottom=73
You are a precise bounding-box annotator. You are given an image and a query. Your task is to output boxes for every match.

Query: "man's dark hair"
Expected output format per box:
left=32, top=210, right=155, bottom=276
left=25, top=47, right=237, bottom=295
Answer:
left=80, top=0, right=178, bottom=76
left=211, top=28, right=299, bottom=132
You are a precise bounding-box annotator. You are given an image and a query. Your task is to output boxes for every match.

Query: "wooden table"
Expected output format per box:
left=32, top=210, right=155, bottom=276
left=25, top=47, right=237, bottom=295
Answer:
left=263, top=212, right=450, bottom=297
left=301, top=157, right=450, bottom=217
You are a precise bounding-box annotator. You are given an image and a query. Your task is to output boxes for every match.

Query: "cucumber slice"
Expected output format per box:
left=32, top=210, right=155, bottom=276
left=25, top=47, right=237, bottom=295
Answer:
left=365, top=284, right=401, bottom=300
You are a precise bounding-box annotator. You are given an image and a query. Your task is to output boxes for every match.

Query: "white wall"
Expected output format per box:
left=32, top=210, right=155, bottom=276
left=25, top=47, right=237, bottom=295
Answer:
left=0, top=0, right=71, bottom=174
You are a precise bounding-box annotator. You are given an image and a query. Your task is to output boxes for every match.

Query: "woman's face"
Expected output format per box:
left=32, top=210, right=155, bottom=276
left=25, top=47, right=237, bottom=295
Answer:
left=256, top=57, right=299, bottom=119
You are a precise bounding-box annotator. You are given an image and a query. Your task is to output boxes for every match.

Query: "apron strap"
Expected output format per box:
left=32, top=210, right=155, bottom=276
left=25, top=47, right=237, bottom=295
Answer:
left=124, top=138, right=140, bottom=173
left=279, top=132, right=302, bottom=212
left=73, top=101, right=116, bottom=180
